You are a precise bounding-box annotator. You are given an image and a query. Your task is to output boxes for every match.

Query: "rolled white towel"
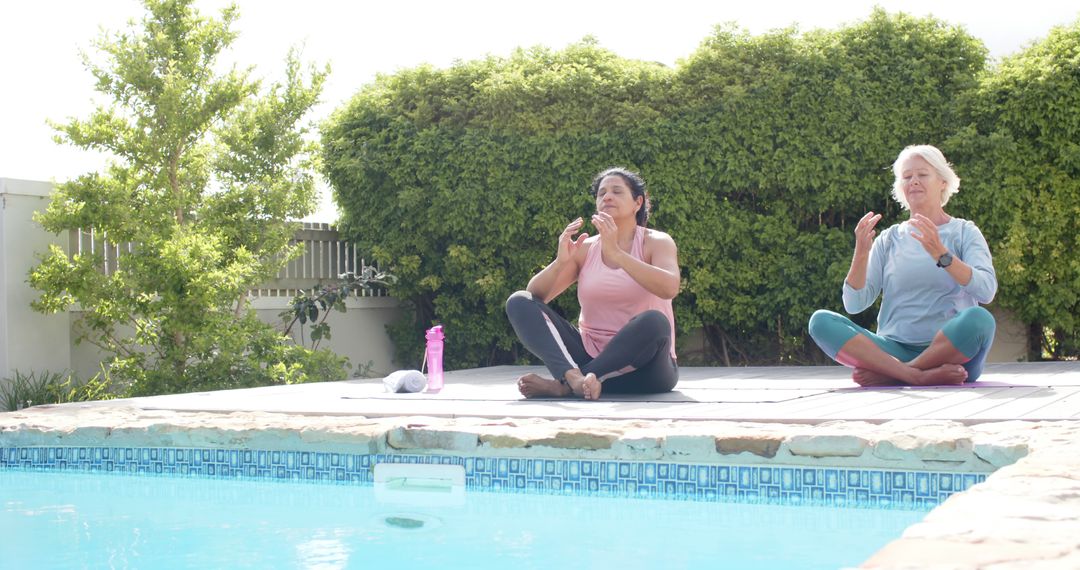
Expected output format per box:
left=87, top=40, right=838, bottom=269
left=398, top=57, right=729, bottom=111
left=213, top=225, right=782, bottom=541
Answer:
left=383, top=369, right=427, bottom=393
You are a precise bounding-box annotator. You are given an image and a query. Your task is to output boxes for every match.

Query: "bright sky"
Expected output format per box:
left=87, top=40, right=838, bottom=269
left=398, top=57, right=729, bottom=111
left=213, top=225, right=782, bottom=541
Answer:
left=2, top=0, right=1077, bottom=221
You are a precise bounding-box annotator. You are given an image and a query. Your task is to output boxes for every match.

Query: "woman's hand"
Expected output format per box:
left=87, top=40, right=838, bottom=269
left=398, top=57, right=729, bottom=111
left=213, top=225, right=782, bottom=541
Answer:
left=854, top=211, right=882, bottom=255
left=528, top=217, right=588, bottom=302
left=556, top=217, right=589, bottom=266
left=590, top=211, right=624, bottom=264
left=908, top=214, right=947, bottom=260
left=909, top=213, right=974, bottom=285
left=845, top=211, right=881, bottom=291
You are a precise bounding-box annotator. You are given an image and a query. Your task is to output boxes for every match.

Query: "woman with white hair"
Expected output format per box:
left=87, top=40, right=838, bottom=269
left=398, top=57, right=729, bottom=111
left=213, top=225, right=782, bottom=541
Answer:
left=808, top=145, right=998, bottom=386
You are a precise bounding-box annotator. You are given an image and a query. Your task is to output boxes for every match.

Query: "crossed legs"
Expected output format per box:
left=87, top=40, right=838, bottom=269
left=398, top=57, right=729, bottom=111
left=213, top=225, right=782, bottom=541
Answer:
left=833, top=332, right=968, bottom=386
left=505, top=291, right=597, bottom=398
left=505, top=291, right=676, bottom=400
left=808, top=308, right=996, bottom=387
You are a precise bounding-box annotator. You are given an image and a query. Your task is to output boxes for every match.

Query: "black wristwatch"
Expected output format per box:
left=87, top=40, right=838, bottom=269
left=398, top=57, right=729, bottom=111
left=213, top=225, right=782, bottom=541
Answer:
left=936, top=252, right=954, bottom=268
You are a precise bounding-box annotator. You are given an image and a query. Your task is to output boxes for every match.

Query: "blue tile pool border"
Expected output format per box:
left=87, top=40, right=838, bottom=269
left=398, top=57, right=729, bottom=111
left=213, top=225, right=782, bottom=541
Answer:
left=0, top=446, right=985, bottom=510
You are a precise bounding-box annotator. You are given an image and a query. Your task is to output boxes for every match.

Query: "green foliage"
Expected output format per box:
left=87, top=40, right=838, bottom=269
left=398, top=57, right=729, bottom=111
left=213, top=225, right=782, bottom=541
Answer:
left=946, top=19, right=1080, bottom=359
left=116, top=313, right=350, bottom=396
left=663, top=11, right=985, bottom=362
left=31, top=0, right=342, bottom=394
left=1, top=369, right=116, bottom=412
left=282, top=265, right=397, bottom=349
left=323, top=10, right=998, bottom=366
left=323, top=40, right=669, bottom=367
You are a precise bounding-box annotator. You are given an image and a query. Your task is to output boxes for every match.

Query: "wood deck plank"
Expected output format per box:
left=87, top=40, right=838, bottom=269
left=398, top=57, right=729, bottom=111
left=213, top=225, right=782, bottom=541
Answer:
left=1022, top=389, right=1080, bottom=419
left=816, top=387, right=1013, bottom=419
left=963, top=387, right=1080, bottom=420
left=912, top=387, right=1047, bottom=419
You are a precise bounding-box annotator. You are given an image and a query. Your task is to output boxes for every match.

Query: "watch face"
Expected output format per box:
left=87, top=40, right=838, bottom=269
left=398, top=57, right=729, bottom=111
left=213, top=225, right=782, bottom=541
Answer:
left=937, top=253, right=953, bottom=268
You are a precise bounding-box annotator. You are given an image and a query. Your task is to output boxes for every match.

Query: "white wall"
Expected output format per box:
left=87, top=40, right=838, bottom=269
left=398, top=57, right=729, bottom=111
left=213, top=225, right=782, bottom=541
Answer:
left=0, top=178, right=72, bottom=384
left=986, top=305, right=1029, bottom=363
left=66, top=296, right=404, bottom=381
left=251, top=295, right=403, bottom=377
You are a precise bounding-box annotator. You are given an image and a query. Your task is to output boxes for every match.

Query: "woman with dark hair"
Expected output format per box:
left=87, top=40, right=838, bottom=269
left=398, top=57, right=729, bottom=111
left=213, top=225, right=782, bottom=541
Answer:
left=808, top=145, right=998, bottom=386
left=505, top=167, right=680, bottom=400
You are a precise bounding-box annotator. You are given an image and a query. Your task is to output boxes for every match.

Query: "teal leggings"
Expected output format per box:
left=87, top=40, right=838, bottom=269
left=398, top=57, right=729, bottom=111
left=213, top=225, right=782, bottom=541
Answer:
left=807, top=307, right=996, bottom=382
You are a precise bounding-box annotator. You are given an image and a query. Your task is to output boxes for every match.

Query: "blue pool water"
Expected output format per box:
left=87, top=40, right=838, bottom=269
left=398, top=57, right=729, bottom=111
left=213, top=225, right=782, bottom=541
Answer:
left=1, top=470, right=926, bottom=569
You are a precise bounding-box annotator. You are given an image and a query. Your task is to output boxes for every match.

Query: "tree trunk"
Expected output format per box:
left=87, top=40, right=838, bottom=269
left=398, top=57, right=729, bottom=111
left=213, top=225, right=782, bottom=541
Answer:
left=170, top=151, right=184, bottom=225
left=1052, top=328, right=1066, bottom=360
left=1028, top=322, right=1044, bottom=361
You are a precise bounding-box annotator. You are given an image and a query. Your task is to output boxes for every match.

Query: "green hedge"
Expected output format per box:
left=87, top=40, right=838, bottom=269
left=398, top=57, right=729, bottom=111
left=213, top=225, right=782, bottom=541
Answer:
left=321, top=40, right=671, bottom=368
left=322, top=10, right=1078, bottom=367
left=945, top=20, right=1080, bottom=358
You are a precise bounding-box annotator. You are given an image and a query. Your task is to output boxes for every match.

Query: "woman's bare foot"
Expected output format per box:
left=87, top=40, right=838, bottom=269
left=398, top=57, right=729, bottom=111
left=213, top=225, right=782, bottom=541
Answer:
left=562, top=369, right=587, bottom=397
left=852, top=368, right=905, bottom=387
left=562, top=370, right=601, bottom=399
left=517, top=373, right=571, bottom=398
left=582, top=373, right=602, bottom=400
left=911, top=364, right=968, bottom=386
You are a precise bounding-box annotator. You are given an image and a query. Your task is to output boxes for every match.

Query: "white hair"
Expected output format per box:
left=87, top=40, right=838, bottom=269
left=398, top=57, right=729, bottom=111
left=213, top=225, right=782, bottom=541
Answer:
left=891, top=144, right=960, bottom=210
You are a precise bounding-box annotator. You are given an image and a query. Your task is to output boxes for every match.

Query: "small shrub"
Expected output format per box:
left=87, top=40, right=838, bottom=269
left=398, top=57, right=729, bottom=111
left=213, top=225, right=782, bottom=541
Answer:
left=1, top=369, right=117, bottom=411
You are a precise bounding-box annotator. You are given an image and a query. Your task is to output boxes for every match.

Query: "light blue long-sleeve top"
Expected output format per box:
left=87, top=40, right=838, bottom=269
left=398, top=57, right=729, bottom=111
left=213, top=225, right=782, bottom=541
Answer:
left=842, top=217, right=997, bottom=345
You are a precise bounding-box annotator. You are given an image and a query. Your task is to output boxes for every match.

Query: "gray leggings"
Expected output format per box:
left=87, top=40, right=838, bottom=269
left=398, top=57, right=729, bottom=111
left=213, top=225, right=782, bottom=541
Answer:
left=505, top=291, right=678, bottom=393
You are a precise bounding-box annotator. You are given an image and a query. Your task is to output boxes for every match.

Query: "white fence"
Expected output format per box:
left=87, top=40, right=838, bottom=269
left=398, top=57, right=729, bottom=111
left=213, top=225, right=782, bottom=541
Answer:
left=68, top=222, right=389, bottom=298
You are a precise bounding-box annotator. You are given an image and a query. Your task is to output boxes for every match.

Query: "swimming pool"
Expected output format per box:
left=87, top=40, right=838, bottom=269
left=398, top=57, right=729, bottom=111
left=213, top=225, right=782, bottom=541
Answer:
left=3, top=468, right=928, bottom=569
left=1, top=446, right=988, bottom=569
left=1, top=446, right=985, bottom=508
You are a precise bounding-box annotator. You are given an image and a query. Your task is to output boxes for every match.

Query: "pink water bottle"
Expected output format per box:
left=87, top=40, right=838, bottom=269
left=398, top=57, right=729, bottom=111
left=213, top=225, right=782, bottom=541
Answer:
left=425, top=325, right=445, bottom=393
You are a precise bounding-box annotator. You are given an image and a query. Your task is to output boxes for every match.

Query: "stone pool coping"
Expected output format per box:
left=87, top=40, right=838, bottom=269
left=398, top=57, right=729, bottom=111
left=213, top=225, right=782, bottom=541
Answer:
left=2, top=404, right=1079, bottom=569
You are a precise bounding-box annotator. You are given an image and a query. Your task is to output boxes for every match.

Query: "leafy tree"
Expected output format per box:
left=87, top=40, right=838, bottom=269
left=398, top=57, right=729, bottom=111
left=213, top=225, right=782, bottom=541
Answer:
left=947, top=19, right=1080, bottom=359
left=30, top=0, right=342, bottom=394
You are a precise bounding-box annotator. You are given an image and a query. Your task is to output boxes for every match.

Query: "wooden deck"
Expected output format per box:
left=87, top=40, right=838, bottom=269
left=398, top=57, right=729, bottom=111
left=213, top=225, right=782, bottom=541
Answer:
left=125, top=361, right=1080, bottom=424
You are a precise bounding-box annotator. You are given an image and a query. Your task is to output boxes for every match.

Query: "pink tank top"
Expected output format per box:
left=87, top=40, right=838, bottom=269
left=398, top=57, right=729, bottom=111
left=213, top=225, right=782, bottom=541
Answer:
left=577, top=226, right=677, bottom=360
